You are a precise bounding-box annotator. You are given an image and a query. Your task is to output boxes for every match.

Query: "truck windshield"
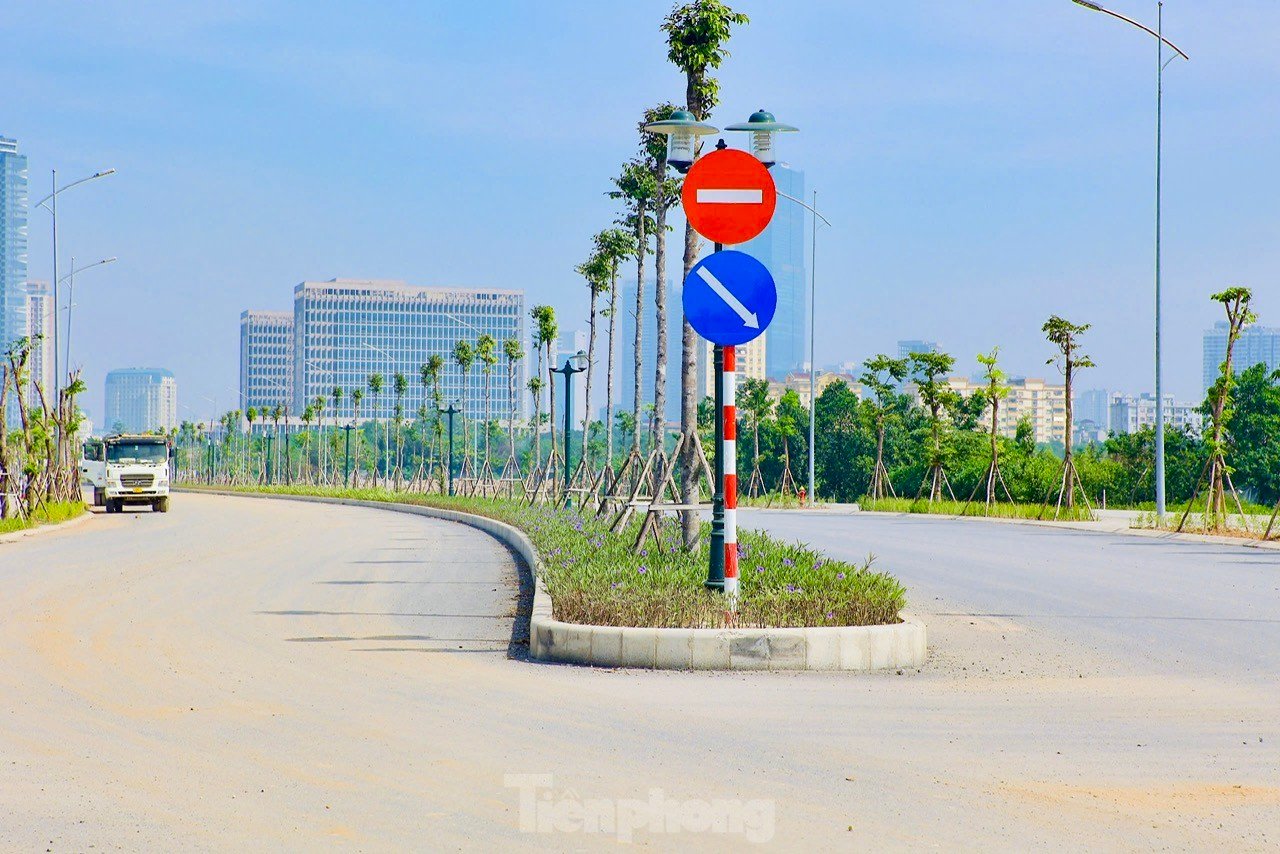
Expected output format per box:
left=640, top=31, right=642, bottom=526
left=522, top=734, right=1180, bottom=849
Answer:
left=106, top=442, right=168, bottom=464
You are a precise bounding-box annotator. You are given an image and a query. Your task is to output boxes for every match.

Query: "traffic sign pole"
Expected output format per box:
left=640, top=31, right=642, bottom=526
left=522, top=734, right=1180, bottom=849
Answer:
left=723, top=344, right=739, bottom=606
left=707, top=248, right=726, bottom=593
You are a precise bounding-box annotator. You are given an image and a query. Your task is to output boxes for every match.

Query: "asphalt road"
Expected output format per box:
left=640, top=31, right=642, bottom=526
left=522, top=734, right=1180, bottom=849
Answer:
left=1, top=493, right=1276, bottom=851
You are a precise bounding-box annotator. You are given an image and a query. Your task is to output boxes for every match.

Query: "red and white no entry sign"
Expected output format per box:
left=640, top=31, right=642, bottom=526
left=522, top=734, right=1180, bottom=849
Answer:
left=681, top=148, right=777, bottom=245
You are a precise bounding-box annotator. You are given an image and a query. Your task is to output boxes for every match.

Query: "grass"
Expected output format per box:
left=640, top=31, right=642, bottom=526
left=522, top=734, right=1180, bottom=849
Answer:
left=859, top=496, right=1096, bottom=522
left=199, top=484, right=908, bottom=629
left=1132, top=507, right=1280, bottom=539
left=0, top=500, right=86, bottom=535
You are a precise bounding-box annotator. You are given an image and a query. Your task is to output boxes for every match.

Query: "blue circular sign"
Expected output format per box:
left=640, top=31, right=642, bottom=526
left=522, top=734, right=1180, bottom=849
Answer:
left=682, top=250, right=777, bottom=347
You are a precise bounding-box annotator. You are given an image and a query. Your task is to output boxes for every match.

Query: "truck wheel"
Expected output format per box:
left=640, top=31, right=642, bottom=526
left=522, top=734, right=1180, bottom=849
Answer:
left=105, top=499, right=119, bottom=514
left=154, top=497, right=170, bottom=513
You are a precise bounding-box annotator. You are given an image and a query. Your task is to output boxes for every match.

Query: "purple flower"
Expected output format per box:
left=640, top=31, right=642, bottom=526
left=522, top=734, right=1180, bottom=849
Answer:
left=640, top=549, right=648, bottom=557
left=755, top=565, right=765, bottom=574
left=836, top=572, right=846, bottom=580
left=826, top=611, right=835, bottom=619
left=814, top=560, right=824, bottom=569
left=785, top=584, right=797, bottom=593
left=637, top=565, right=648, bottom=574
left=782, top=558, right=795, bottom=568
left=736, top=543, right=746, bottom=556
left=611, top=582, right=621, bottom=589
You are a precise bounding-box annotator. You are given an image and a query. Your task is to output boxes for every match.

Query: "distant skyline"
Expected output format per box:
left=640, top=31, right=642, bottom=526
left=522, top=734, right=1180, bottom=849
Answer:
left=5, top=1, right=1278, bottom=423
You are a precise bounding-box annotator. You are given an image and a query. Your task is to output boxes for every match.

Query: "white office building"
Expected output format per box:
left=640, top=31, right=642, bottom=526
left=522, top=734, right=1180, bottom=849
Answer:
left=1203, top=321, right=1280, bottom=395
left=291, top=278, right=525, bottom=423
left=104, top=368, right=178, bottom=434
left=1110, top=392, right=1202, bottom=437
left=239, top=310, right=293, bottom=414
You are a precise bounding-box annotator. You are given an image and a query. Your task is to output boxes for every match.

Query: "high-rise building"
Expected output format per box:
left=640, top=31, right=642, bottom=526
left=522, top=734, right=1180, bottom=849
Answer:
left=291, top=278, right=525, bottom=423
left=897, top=339, right=939, bottom=361
left=619, top=279, right=682, bottom=426
left=702, top=336, right=767, bottom=398
left=737, top=164, right=805, bottom=378
left=1, top=137, right=29, bottom=424
left=1110, top=393, right=1202, bottom=437
left=239, top=310, right=293, bottom=414
left=1202, top=321, right=1280, bottom=395
left=25, top=280, right=54, bottom=401
left=1074, top=387, right=1110, bottom=442
left=936, top=376, right=1067, bottom=446
left=104, top=368, right=178, bottom=433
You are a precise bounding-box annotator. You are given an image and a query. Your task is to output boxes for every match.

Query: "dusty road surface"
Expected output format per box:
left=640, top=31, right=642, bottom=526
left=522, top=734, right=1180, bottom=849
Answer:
left=1, top=493, right=1277, bottom=851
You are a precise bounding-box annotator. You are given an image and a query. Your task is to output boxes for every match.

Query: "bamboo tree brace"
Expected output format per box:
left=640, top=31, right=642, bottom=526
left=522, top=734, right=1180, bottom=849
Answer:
left=723, top=345, right=739, bottom=603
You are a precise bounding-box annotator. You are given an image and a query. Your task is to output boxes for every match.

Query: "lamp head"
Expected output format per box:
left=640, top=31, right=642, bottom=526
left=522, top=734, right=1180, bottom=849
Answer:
left=571, top=350, right=589, bottom=371
left=642, top=109, right=718, bottom=173
left=724, top=109, right=799, bottom=168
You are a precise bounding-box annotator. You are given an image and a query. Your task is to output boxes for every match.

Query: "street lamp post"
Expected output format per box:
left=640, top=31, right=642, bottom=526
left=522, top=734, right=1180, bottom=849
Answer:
left=1071, top=0, right=1188, bottom=522
left=342, top=423, right=354, bottom=487
left=60, top=256, right=116, bottom=373
left=438, top=402, right=461, bottom=495
left=549, top=351, right=588, bottom=505
left=32, top=167, right=116, bottom=402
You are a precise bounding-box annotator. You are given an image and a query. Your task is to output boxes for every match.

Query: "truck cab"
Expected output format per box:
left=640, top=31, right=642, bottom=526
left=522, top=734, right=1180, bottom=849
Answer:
left=99, top=434, right=172, bottom=513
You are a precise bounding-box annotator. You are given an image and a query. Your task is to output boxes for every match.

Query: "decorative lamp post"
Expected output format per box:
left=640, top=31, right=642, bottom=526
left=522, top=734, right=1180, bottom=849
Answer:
left=641, top=109, right=718, bottom=173
left=724, top=109, right=798, bottom=168
left=438, top=402, right=462, bottom=496
left=549, top=351, right=588, bottom=505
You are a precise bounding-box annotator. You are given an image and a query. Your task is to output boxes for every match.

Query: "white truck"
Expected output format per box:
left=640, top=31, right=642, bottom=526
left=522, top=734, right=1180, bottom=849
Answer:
left=82, top=434, right=172, bottom=513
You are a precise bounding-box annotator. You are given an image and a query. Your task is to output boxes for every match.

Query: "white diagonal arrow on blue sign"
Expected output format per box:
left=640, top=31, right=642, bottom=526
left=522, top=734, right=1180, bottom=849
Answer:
left=695, top=266, right=759, bottom=329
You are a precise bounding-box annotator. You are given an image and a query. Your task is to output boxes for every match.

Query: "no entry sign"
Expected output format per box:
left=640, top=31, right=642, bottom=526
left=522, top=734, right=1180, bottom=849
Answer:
left=681, top=148, right=777, bottom=245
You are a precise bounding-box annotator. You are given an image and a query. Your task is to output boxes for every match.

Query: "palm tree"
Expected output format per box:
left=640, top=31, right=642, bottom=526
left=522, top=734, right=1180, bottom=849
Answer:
left=312, top=394, right=327, bottom=483
left=664, top=0, right=750, bottom=546
left=393, top=371, right=409, bottom=487
left=593, top=227, right=636, bottom=468
left=576, top=248, right=611, bottom=466
left=453, top=340, right=475, bottom=477
left=530, top=305, right=558, bottom=472
left=350, top=387, right=364, bottom=485
left=367, top=373, right=384, bottom=486
left=330, top=385, right=344, bottom=481
left=476, top=334, right=497, bottom=473
left=503, top=337, right=525, bottom=467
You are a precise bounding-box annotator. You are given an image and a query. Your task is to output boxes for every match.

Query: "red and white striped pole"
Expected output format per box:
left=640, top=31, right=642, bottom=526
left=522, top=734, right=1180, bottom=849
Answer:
left=723, top=345, right=739, bottom=605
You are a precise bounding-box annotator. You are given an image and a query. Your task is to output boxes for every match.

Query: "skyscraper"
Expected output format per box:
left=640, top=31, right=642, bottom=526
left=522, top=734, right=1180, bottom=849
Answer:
left=104, top=368, right=178, bottom=433
left=1202, top=321, right=1280, bottom=395
left=25, top=280, right=54, bottom=401
left=897, top=339, right=939, bottom=361
left=291, top=278, right=525, bottom=422
left=240, top=310, right=293, bottom=415
left=1, top=137, right=29, bottom=424
left=736, top=164, right=805, bottom=378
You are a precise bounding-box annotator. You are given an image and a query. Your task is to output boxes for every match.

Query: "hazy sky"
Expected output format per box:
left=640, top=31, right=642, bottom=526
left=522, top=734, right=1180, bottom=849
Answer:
left=5, top=1, right=1278, bottom=422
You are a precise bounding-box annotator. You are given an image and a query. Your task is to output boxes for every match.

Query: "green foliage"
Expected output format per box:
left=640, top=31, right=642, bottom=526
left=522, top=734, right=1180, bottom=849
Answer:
left=662, top=0, right=750, bottom=117
left=0, top=500, right=85, bottom=534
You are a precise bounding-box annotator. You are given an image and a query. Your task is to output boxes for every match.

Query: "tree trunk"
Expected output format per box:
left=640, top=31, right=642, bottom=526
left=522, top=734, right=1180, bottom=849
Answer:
left=582, top=289, right=598, bottom=466
left=632, top=200, right=647, bottom=453
left=652, top=200, right=670, bottom=482
left=679, top=218, right=702, bottom=547
left=1064, top=352, right=1075, bottom=509
left=605, top=268, right=619, bottom=469
left=546, top=342, right=557, bottom=472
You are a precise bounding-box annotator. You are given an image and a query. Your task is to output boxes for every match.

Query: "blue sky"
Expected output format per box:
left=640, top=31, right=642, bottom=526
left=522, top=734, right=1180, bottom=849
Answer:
left=5, top=1, right=1278, bottom=422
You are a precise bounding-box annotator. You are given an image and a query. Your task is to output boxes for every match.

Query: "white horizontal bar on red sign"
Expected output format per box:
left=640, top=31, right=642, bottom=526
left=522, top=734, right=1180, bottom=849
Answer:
left=695, top=189, right=764, bottom=204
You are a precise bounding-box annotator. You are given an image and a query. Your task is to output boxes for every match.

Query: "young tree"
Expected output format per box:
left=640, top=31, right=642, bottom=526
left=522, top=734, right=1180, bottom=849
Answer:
left=1043, top=315, right=1095, bottom=515
left=909, top=350, right=959, bottom=503
left=859, top=354, right=909, bottom=500
left=663, top=0, right=749, bottom=547
left=611, top=157, right=658, bottom=454
left=737, top=377, right=773, bottom=496
left=350, top=387, right=364, bottom=485
left=641, top=102, right=684, bottom=454
left=503, top=337, right=525, bottom=467
left=393, top=371, right=409, bottom=485
left=593, top=227, right=636, bottom=467
left=530, top=305, right=559, bottom=471
left=452, top=340, right=476, bottom=476
left=476, top=334, right=497, bottom=472
left=575, top=248, right=611, bottom=466
left=972, top=347, right=1014, bottom=511
left=367, top=373, right=384, bottom=486
left=420, top=355, right=445, bottom=482
left=1184, top=287, right=1255, bottom=531
left=312, top=394, right=327, bottom=482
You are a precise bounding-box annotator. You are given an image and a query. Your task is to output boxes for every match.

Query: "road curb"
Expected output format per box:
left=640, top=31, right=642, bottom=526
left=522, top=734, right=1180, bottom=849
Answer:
left=0, top=506, right=93, bottom=545
left=183, top=488, right=927, bottom=672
